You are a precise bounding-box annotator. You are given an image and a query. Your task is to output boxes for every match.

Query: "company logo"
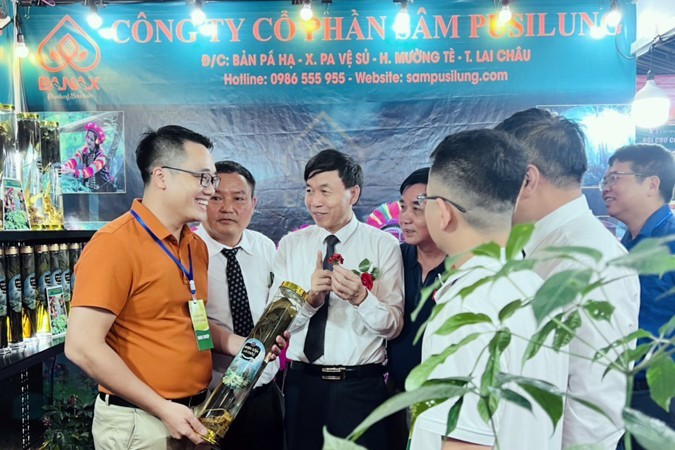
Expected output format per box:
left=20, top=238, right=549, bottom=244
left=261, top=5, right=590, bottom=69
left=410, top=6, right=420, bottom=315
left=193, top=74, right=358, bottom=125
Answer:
left=36, top=15, right=101, bottom=96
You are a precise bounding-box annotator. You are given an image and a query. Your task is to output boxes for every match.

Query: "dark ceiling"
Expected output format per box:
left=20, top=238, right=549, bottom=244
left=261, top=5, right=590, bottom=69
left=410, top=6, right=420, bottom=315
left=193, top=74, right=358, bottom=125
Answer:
left=636, top=35, right=675, bottom=76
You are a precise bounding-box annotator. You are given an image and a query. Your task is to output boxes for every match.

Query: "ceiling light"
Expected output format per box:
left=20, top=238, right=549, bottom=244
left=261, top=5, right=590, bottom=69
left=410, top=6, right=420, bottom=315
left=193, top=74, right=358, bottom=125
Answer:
left=632, top=70, right=671, bottom=129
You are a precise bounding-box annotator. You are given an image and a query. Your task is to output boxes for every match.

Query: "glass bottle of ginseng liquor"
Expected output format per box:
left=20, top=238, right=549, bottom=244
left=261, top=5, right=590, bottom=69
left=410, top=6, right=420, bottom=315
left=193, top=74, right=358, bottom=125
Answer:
left=6, top=246, right=24, bottom=350
left=20, top=245, right=38, bottom=341
left=0, top=248, right=10, bottom=355
left=35, top=245, right=51, bottom=337
left=196, top=281, right=308, bottom=446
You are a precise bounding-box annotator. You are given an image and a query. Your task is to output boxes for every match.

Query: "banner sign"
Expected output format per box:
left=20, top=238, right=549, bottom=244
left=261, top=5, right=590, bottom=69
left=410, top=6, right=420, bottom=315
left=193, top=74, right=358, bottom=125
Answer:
left=21, top=0, right=636, bottom=110
left=12, top=0, right=637, bottom=240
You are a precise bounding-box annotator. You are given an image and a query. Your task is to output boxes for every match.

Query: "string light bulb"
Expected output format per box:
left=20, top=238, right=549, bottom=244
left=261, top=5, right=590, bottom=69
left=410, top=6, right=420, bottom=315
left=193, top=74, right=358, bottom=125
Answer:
left=300, top=1, right=313, bottom=21
left=191, top=1, right=206, bottom=26
left=16, top=33, right=28, bottom=58
left=393, top=1, right=410, bottom=37
left=605, top=0, right=621, bottom=28
left=87, top=1, right=103, bottom=30
left=498, top=0, right=512, bottom=24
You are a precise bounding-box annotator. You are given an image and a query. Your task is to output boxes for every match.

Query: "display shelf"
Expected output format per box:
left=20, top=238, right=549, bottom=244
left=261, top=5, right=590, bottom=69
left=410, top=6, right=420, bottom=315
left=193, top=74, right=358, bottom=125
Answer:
left=0, top=336, right=65, bottom=381
left=0, top=230, right=95, bottom=244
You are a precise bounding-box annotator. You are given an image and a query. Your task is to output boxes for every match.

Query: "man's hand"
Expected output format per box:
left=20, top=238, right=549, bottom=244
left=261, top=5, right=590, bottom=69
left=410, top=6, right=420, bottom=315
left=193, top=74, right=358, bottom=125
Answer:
left=267, top=330, right=291, bottom=361
left=308, top=251, right=332, bottom=307
left=332, top=265, right=367, bottom=306
left=158, top=401, right=208, bottom=445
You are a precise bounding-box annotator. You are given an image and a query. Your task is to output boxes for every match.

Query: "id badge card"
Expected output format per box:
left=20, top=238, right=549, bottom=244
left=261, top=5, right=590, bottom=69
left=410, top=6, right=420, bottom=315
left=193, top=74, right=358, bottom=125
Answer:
left=188, top=299, right=214, bottom=351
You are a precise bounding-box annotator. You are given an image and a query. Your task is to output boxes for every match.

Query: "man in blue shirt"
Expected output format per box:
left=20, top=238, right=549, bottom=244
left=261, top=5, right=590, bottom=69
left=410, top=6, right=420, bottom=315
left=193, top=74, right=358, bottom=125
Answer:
left=602, top=143, right=675, bottom=448
left=387, top=168, right=446, bottom=450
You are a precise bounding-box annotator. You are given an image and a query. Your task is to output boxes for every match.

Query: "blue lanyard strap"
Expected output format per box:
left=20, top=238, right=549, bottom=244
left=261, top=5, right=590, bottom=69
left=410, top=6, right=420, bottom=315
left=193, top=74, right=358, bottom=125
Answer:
left=130, top=210, right=197, bottom=299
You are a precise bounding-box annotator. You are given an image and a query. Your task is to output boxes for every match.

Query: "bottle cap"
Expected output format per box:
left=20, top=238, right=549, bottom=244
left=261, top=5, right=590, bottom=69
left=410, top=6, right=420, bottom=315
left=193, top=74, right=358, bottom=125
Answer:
left=20, top=245, right=34, bottom=253
left=37, top=245, right=49, bottom=253
left=280, top=281, right=308, bottom=301
left=6, top=246, right=18, bottom=255
left=49, top=243, right=60, bottom=251
left=59, top=243, right=68, bottom=251
left=68, top=243, right=80, bottom=250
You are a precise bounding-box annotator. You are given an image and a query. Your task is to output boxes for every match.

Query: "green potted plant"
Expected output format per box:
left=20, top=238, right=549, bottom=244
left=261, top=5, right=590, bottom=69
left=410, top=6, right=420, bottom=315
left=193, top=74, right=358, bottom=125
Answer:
left=325, top=225, right=675, bottom=450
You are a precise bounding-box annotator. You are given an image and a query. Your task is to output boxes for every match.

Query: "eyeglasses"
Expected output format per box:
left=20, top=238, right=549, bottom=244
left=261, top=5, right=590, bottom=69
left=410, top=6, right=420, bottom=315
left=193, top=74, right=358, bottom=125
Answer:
left=161, top=166, right=220, bottom=189
left=598, top=171, right=647, bottom=191
left=416, top=193, right=467, bottom=213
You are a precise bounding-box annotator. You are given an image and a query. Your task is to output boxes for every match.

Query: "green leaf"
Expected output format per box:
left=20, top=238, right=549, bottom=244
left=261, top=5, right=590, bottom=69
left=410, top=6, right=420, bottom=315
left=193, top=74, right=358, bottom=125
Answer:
left=445, top=397, right=464, bottom=436
left=435, top=312, right=493, bottom=336
left=349, top=380, right=470, bottom=441
left=412, top=277, right=443, bottom=323
left=505, top=223, right=534, bottom=260
left=523, top=315, right=560, bottom=363
left=610, top=236, right=675, bottom=276
left=540, top=246, right=603, bottom=263
left=323, top=429, right=367, bottom=450
left=471, top=241, right=502, bottom=259
left=457, top=276, right=494, bottom=300
left=412, top=300, right=450, bottom=346
left=624, top=408, right=675, bottom=450
left=658, top=315, right=675, bottom=337
left=531, top=270, right=592, bottom=323
left=477, top=392, right=500, bottom=423
left=582, top=300, right=615, bottom=322
left=646, top=356, right=675, bottom=412
left=488, top=386, right=533, bottom=412
left=358, top=258, right=371, bottom=272
left=498, top=374, right=564, bottom=429
left=406, top=334, right=480, bottom=391
left=370, top=267, right=380, bottom=280
left=595, top=329, right=653, bottom=362
left=498, top=300, right=523, bottom=323
left=553, top=310, right=582, bottom=351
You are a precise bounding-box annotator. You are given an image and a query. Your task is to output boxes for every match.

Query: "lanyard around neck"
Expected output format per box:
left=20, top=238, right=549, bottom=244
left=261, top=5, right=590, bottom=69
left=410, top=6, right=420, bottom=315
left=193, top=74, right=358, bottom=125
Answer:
left=130, top=210, right=197, bottom=300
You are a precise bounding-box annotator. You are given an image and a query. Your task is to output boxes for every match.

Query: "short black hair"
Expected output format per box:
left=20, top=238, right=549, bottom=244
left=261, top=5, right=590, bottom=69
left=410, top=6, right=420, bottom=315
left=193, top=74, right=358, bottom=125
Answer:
left=304, top=149, right=363, bottom=190
left=136, top=125, right=213, bottom=185
left=214, top=160, right=256, bottom=197
left=400, top=167, right=430, bottom=194
left=495, top=108, right=587, bottom=188
left=430, top=129, right=528, bottom=231
left=609, top=144, right=675, bottom=202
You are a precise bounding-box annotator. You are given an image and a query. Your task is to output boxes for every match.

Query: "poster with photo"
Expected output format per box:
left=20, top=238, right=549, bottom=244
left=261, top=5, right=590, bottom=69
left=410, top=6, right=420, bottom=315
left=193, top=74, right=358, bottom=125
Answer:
left=46, top=285, right=68, bottom=336
left=39, top=111, right=125, bottom=194
left=2, top=178, right=31, bottom=230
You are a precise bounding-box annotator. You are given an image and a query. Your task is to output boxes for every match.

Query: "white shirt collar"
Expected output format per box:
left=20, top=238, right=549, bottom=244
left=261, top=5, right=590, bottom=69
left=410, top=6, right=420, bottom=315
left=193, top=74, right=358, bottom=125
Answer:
left=194, top=225, right=253, bottom=257
left=524, top=195, right=590, bottom=256
left=317, top=213, right=359, bottom=244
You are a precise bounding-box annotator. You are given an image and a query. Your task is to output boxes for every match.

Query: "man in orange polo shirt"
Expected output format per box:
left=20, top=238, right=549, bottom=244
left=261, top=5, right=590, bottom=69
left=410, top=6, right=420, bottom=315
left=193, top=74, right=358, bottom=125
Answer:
left=66, top=125, right=220, bottom=448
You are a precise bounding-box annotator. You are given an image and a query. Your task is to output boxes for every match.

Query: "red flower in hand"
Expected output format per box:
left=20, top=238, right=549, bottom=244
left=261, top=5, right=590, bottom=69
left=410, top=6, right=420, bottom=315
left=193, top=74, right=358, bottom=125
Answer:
left=328, top=253, right=344, bottom=265
left=361, top=272, right=374, bottom=290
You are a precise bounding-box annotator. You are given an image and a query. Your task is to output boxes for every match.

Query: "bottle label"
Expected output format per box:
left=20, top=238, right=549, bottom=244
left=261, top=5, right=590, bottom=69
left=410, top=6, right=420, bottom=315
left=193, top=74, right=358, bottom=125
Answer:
left=222, top=338, right=266, bottom=390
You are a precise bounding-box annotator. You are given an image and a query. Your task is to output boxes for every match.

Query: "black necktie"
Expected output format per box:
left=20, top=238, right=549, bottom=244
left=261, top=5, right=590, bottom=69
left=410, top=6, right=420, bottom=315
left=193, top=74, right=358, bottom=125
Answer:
left=222, top=248, right=254, bottom=337
left=304, top=235, right=339, bottom=363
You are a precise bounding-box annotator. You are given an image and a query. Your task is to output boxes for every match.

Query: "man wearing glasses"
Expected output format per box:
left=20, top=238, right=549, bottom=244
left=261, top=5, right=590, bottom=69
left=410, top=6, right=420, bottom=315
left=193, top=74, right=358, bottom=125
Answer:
left=410, top=129, right=567, bottom=450
left=497, top=108, right=639, bottom=449
left=66, top=125, right=219, bottom=448
left=602, top=143, right=675, bottom=449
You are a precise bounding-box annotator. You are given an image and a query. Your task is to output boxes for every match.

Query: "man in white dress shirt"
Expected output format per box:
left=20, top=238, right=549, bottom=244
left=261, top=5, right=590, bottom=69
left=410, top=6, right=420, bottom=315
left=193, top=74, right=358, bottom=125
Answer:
left=196, top=160, right=285, bottom=450
left=410, top=129, right=568, bottom=450
left=270, top=149, right=404, bottom=450
left=496, top=108, right=640, bottom=449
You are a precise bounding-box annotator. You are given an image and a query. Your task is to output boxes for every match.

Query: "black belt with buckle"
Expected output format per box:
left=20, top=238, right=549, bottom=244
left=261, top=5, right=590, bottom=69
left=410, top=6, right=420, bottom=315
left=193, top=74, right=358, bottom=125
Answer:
left=99, top=390, right=207, bottom=409
left=289, top=360, right=386, bottom=381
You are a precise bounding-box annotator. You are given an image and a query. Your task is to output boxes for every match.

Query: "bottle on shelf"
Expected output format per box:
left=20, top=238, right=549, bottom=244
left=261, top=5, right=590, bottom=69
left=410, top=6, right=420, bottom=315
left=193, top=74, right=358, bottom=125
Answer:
left=196, top=281, right=308, bottom=446
left=5, top=246, right=24, bottom=350
left=48, top=243, right=62, bottom=290
left=68, top=243, right=80, bottom=294
left=1, top=104, right=19, bottom=183
left=35, top=244, right=51, bottom=338
left=20, top=245, right=38, bottom=342
left=17, top=113, right=40, bottom=189
left=0, top=248, right=10, bottom=355
left=58, top=243, right=71, bottom=313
